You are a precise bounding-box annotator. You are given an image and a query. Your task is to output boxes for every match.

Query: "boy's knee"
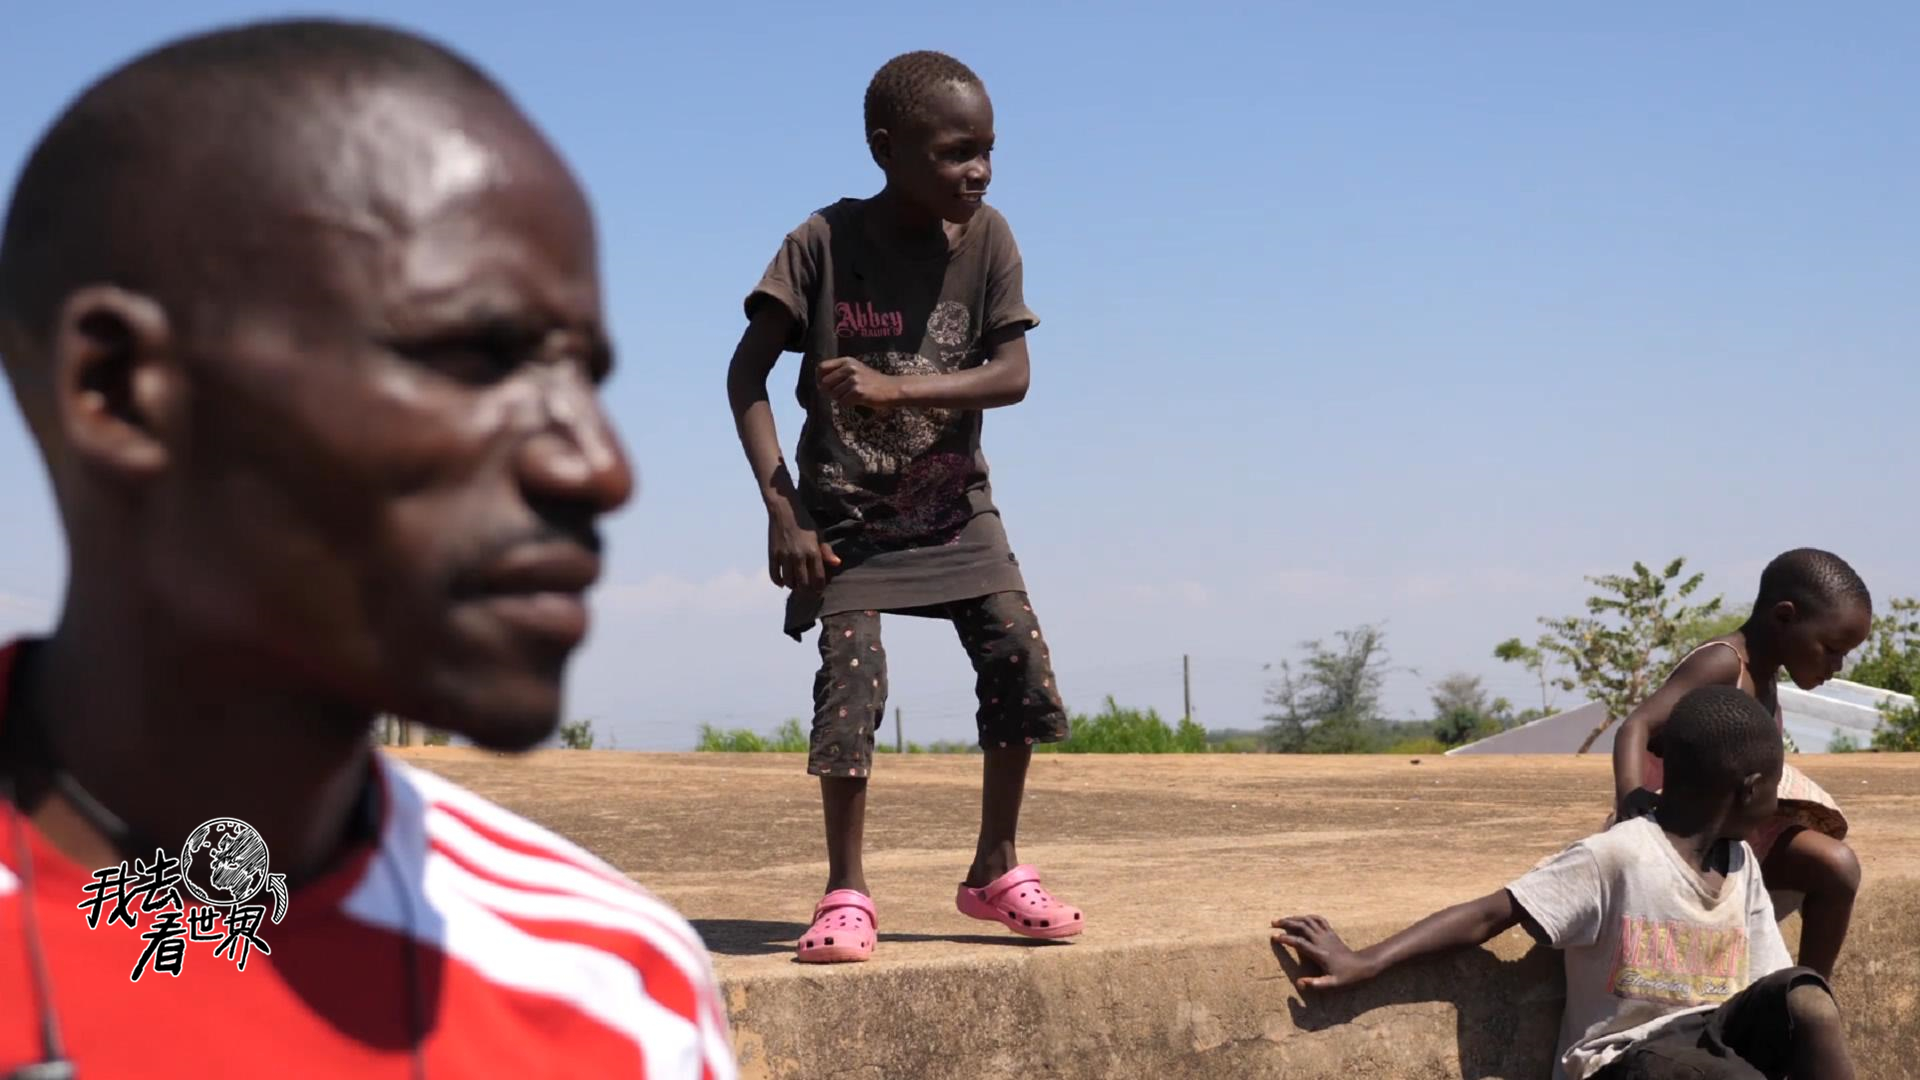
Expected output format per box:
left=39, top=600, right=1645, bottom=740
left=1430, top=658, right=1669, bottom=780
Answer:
left=1821, top=841, right=1863, bottom=895
left=1786, top=981, right=1841, bottom=1030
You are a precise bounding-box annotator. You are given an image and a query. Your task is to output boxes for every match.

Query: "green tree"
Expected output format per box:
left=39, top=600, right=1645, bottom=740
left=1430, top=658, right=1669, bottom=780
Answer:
left=1432, top=707, right=1488, bottom=748
left=1428, top=672, right=1509, bottom=747
left=1872, top=705, right=1920, bottom=752
left=1842, top=597, right=1920, bottom=752
left=1673, top=603, right=1748, bottom=657
left=1264, top=625, right=1394, bottom=753
left=1515, top=558, right=1724, bottom=754
left=1493, top=637, right=1559, bottom=716
left=558, top=718, right=595, bottom=750
left=1848, top=597, right=1919, bottom=696
left=423, top=729, right=452, bottom=747
left=1827, top=732, right=1862, bottom=754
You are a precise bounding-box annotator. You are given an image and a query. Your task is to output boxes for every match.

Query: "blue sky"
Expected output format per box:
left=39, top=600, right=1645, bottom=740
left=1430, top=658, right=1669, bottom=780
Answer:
left=3, top=4, right=1915, bottom=749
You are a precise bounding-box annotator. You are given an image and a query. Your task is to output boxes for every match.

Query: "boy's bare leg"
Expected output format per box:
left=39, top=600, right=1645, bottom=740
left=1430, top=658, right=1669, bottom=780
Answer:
left=966, top=744, right=1030, bottom=888
left=1765, top=830, right=1862, bottom=978
left=823, top=777, right=869, bottom=895
left=1786, top=983, right=1854, bottom=1080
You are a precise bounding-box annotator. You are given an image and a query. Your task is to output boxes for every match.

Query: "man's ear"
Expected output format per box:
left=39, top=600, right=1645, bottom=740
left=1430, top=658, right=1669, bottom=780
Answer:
left=53, top=285, right=181, bottom=479
left=867, top=127, right=892, bottom=170
left=1771, top=599, right=1800, bottom=626
left=1736, top=770, right=1767, bottom=808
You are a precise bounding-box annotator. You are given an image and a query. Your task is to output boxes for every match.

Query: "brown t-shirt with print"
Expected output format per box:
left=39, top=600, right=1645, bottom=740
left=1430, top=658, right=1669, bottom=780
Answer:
left=746, top=199, right=1039, bottom=639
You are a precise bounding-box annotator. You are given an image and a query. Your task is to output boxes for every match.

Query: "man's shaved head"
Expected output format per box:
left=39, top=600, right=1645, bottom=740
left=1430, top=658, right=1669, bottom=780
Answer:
left=1, top=21, right=512, bottom=365
left=0, top=20, right=632, bottom=749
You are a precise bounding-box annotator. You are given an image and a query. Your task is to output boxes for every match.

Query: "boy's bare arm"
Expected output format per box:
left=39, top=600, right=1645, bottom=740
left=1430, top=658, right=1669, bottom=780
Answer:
left=1272, top=890, right=1534, bottom=990
left=726, top=305, right=840, bottom=589
left=726, top=305, right=799, bottom=510
left=1612, top=645, right=1746, bottom=813
left=818, top=325, right=1031, bottom=411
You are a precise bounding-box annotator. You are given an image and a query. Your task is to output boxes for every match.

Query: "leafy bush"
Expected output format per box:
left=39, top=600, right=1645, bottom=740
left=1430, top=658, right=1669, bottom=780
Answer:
left=695, top=719, right=806, bottom=753
left=696, top=702, right=1216, bottom=755
left=696, top=724, right=764, bottom=752
left=1210, top=735, right=1267, bottom=754
left=1844, top=598, right=1919, bottom=752
left=1872, top=702, right=1920, bottom=753
left=924, top=740, right=979, bottom=754
left=1429, top=674, right=1516, bottom=747
left=875, top=739, right=978, bottom=754
left=1849, top=598, right=1919, bottom=696
left=1037, top=698, right=1209, bottom=754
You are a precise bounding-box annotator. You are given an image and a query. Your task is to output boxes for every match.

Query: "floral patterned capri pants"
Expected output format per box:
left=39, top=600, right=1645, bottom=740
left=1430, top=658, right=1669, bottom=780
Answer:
left=808, top=591, right=1070, bottom=778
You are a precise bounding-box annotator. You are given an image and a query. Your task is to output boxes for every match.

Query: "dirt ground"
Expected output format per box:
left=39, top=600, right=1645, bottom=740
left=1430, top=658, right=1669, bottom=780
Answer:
left=394, top=749, right=1920, bottom=982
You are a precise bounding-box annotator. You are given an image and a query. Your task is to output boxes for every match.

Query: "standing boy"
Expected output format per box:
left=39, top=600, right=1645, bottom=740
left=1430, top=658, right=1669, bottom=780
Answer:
left=726, top=51, right=1082, bottom=963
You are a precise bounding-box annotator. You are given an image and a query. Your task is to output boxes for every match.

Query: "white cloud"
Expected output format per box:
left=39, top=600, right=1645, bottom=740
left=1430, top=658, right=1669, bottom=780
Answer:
left=1118, top=580, right=1215, bottom=608
left=594, top=569, right=772, bottom=618
left=1394, top=567, right=1557, bottom=603
left=1256, top=569, right=1352, bottom=599
left=1397, top=574, right=1464, bottom=602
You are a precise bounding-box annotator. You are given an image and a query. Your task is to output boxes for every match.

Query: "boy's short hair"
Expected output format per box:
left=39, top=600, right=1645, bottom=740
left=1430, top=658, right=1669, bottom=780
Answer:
left=1755, top=548, right=1871, bottom=617
left=1661, top=686, right=1784, bottom=794
left=863, top=51, right=982, bottom=139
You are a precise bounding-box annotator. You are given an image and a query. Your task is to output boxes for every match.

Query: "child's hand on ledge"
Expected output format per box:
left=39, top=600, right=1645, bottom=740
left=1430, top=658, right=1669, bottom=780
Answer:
left=1272, top=915, right=1379, bottom=991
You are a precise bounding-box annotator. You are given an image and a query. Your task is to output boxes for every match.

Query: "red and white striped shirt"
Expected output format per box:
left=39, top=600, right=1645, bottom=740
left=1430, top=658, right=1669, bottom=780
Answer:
left=0, top=643, right=738, bottom=1079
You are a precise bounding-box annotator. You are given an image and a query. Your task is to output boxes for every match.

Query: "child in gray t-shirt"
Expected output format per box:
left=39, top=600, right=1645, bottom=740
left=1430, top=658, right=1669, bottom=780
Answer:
left=1272, top=687, right=1856, bottom=1080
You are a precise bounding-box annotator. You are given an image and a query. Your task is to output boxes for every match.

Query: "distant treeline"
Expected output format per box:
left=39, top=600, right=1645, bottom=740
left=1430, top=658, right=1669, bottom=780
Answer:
left=693, top=698, right=1445, bottom=756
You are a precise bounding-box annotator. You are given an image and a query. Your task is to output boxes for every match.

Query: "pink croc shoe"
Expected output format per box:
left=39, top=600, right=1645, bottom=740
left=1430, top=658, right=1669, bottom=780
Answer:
left=956, top=865, right=1083, bottom=940
left=797, top=890, right=877, bottom=964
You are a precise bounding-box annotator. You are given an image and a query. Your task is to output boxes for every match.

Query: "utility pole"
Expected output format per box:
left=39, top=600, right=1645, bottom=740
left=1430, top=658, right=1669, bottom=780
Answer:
left=1183, top=654, right=1193, bottom=723
left=895, top=707, right=904, bottom=753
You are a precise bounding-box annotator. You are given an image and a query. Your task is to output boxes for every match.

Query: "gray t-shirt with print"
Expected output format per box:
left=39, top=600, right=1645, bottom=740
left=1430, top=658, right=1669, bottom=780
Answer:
left=746, top=198, right=1040, bottom=639
left=1507, top=815, right=1793, bottom=1080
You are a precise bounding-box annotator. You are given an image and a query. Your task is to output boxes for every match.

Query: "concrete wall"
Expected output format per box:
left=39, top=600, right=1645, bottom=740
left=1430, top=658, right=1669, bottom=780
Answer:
left=726, top=880, right=1919, bottom=1080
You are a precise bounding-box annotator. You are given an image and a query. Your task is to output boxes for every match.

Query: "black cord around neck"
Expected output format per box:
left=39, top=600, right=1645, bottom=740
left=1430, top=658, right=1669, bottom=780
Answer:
left=5, top=780, right=75, bottom=1080
left=4, top=768, right=425, bottom=1079
left=0, top=638, right=420, bottom=1077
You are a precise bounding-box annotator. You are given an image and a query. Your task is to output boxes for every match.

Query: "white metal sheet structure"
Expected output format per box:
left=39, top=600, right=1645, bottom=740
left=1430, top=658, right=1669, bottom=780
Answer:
left=1446, top=680, right=1912, bottom=755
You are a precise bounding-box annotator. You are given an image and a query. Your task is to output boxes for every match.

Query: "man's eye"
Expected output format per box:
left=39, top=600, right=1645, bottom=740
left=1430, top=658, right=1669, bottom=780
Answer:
left=427, top=345, right=519, bottom=385
left=407, top=329, right=542, bottom=385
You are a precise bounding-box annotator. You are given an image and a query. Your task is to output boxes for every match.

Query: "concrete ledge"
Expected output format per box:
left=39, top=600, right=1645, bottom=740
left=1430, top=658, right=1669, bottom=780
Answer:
left=721, top=930, right=1564, bottom=1079
left=398, top=751, right=1920, bottom=1080
left=721, top=886, right=1917, bottom=1080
